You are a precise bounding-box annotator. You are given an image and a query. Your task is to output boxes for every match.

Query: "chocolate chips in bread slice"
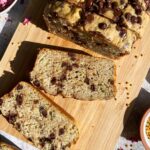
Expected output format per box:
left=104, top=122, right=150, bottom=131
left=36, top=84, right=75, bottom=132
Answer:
left=0, top=82, right=79, bottom=150
left=30, top=48, right=116, bottom=100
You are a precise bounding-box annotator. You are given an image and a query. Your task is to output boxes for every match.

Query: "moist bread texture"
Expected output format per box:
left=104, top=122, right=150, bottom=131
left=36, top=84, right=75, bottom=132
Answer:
left=30, top=48, right=116, bottom=100
left=0, top=82, right=79, bottom=150
left=43, top=0, right=149, bottom=58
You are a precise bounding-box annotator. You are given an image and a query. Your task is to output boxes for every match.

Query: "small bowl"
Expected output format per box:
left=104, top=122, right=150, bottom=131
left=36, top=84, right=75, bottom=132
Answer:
left=140, top=108, right=150, bottom=150
left=0, top=0, right=17, bottom=15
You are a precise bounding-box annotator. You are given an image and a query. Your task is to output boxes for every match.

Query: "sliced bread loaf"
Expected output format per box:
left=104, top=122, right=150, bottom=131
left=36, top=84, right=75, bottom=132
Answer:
left=0, top=82, right=79, bottom=150
left=30, top=48, right=116, bottom=100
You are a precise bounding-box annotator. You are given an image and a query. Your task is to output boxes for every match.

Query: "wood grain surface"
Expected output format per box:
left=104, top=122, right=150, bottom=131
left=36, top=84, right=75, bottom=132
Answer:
left=0, top=0, right=150, bottom=149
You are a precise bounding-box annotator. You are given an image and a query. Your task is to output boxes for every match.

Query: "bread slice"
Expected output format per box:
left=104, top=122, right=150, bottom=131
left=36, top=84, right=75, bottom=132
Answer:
left=30, top=48, right=116, bottom=100
left=0, top=142, right=15, bottom=150
left=0, top=82, right=79, bottom=150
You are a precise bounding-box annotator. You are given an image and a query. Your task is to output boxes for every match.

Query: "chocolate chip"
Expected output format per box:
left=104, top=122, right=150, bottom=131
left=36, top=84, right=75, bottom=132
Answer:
left=145, top=0, right=150, bottom=10
left=137, top=16, right=142, bottom=24
left=113, top=8, right=122, bottom=17
left=85, top=14, right=94, bottom=23
left=117, top=17, right=127, bottom=28
left=16, top=84, right=23, bottom=90
left=119, top=28, right=127, bottom=38
left=59, top=128, right=65, bottom=135
left=133, top=3, right=142, bottom=12
left=116, top=25, right=121, bottom=31
left=125, top=13, right=132, bottom=21
left=60, top=74, right=66, bottom=81
left=111, top=2, right=118, bottom=9
left=0, top=99, right=3, bottom=106
left=28, top=137, right=33, bottom=142
left=34, top=100, right=39, bottom=104
left=86, top=0, right=93, bottom=9
left=6, top=113, right=17, bottom=124
left=15, top=123, right=21, bottom=131
left=72, top=63, right=79, bottom=68
left=33, top=79, right=40, bottom=87
left=66, top=65, right=73, bottom=71
left=106, top=1, right=112, bottom=8
left=108, top=79, right=114, bottom=85
left=68, top=52, right=76, bottom=61
left=16, top=94, right=23, bottom=105
left=66, top=143, right=71, bottom=148
left=51, top=145, right=56, bottom=150
left=131, top=16, right=138, bottom=24
left=98, top=23, right=107, bottom=30
left=91, top=84, right=96, bottom=91
left=135, top=7, right=142, bottom=15
left=61, top=62, right=68, bottom=67
left=84, top=77, right=90, bottom=84
left=39, top=106, right=47, bottom=117
left=48, top=133, right=55, bottom=141
left=51, top=77, right=57, bottom=85
left=120, top=0, right=125, bottom=4
left=99, top=0, right=104, bottom=9
left=39, top=137, right=46, bottom=147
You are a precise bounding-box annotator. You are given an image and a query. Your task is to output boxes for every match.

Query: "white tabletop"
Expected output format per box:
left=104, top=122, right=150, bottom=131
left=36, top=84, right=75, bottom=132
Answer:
left=0, top=1, right=150, bottom=150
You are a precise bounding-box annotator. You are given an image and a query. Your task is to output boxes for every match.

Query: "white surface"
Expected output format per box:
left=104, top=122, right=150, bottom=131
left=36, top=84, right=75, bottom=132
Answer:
left=0, top=1, right=150, bottom=150
left=0, top=130, right=39, bottom=150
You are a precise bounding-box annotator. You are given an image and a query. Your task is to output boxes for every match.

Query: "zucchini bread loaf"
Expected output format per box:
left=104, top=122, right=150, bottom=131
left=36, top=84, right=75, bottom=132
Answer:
left=30, top=48, right=116, bottom=100
left=0, top=82, right=79, bottom=150
left=43, top=0, right=149, bottom=58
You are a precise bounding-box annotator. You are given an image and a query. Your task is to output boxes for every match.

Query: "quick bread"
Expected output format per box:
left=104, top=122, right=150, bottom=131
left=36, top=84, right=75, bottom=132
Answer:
left=30, top=48, right=116, bottom=100
left=43, top=0, right=149, bottom=58
left=0, top=82, right=79, bottom=150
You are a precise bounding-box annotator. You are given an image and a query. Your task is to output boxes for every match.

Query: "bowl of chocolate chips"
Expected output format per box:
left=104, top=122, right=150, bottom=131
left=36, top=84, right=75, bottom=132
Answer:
left=0, top=0, right=17, bottom=15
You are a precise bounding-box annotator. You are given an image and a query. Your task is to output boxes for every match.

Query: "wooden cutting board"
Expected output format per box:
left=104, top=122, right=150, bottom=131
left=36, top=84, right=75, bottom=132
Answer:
left=0, top=0, right=150, bottom=149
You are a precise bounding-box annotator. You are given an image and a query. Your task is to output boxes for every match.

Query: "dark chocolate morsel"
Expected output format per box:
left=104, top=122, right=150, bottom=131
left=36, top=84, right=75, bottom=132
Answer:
left=137, top=16, right=142, bottom=24
left=119, top=28, right=127, bottom=38
left=131, top=16, right=138, bottom=24
left=125, top=13, right=132, bottom=21
left=111, top=2, right=118, bottom=9
left=91, top=84, right=96, bottom=91
left=16, top=84, right=23, bottom=90
left=51, top=77, right=57, bottom=85
left=16, top=94, right=23, bottom=105
left=33, top=79, right=40, bottom=87
left=98, top=23, right=108, bottom=30
left=84, top=77, right=90, bottom=84
left=59, top=128, right=65, bottom=135
left=6, top=113, right=17, bottom=124
left=39, top=106, right=47, bottom=117
left=85, top=14, right=94, bottom=23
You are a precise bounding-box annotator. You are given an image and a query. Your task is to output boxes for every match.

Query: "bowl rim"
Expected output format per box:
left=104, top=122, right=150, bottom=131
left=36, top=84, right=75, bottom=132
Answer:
left=0, top=0, right=17, bottom=15
left=140, top=108, right=150, bottom=150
